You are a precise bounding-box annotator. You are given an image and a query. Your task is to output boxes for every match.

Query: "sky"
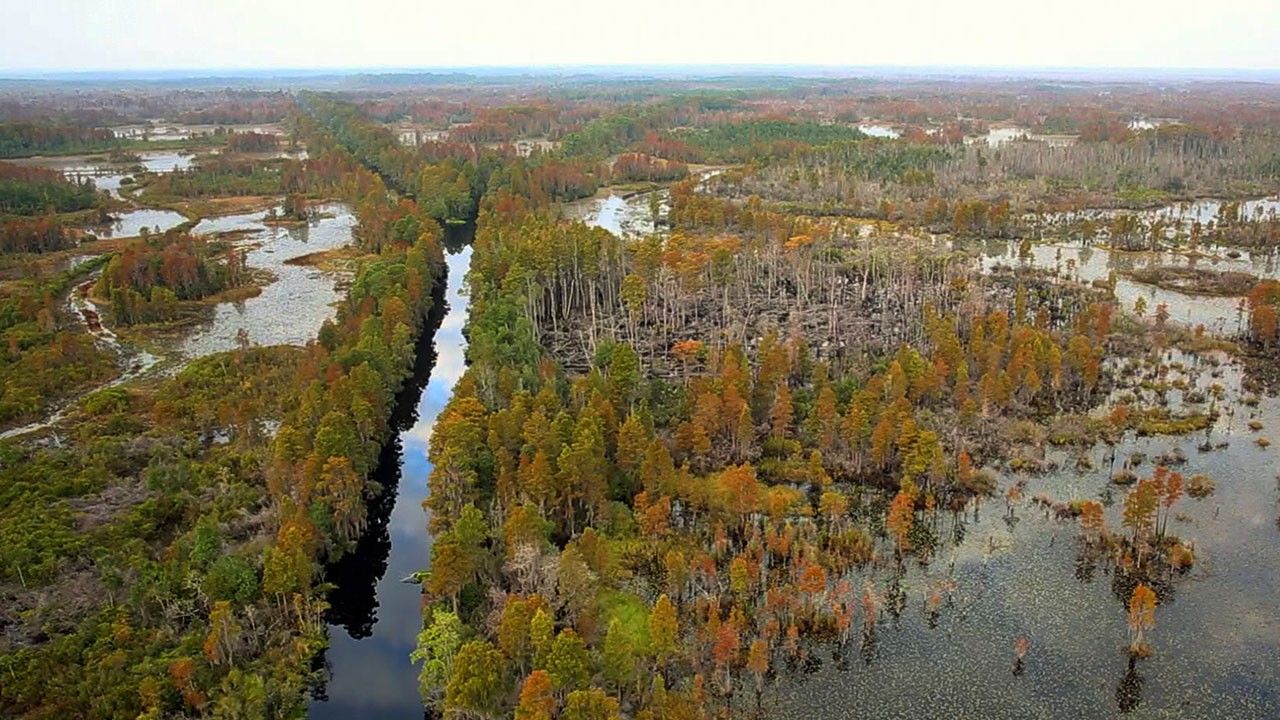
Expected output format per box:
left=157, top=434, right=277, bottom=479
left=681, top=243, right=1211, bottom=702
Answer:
left=1, top=0, right=1277, bottom=74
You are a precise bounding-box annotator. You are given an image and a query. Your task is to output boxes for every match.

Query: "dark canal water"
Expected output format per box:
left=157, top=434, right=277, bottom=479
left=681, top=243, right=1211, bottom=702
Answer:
left=309, top=238, right=472, bottom=719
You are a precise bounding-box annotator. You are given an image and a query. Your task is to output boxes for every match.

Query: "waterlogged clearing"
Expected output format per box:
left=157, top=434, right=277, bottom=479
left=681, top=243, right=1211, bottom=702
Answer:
left=10, top=150, right=197, bottom=199
left=774, top=351, right=1280, bottom=718
left=1130, top=118, right=1179, bottom=131
left=857, top=123, right=901, bottom=139
left=14, top=149, right=197, bottom=175
left=568, top=190, right=664, bottom=236
left=1043, top=197, right=1280, bottom=230
left=89, top=208, right=188, bottom=239
left=136, top=150, right=196, bottom=173
left=976, top=126, right=1031, bottom=146
left=1151, top=197, right=1280, bottom=226
left=180, top=203, right=356, bottom=358
left=563, top=167, right=733, bottom=234
left=980, top=240, right=1276, bottom=332
left=565, top=170, right=733, bottom=236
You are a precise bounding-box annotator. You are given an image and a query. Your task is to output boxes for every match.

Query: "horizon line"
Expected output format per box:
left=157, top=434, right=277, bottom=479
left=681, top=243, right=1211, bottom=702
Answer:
left=3, top=62, right=1280, bottom=83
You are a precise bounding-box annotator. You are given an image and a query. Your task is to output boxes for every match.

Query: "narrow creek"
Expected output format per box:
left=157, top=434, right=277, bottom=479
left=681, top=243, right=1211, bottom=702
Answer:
left=0, top=274, right=159, bottom=441
left=309, top=232, right=473, bottom=718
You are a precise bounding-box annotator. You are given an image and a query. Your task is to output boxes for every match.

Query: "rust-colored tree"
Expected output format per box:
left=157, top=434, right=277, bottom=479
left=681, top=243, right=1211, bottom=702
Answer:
left=1127, top=583, right=1158, bottom=657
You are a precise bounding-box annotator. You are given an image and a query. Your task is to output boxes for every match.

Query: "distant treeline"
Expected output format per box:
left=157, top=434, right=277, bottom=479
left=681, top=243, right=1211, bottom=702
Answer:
left=0, top=122, right=120, bottom=158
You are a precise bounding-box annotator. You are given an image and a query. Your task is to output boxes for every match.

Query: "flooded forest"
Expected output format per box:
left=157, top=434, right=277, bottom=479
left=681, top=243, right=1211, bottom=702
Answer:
left=1, top=72, right=1279, bottom=720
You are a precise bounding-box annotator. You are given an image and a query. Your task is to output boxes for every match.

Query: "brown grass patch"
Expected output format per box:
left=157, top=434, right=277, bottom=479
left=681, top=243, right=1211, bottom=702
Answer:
left=174, top=195, right=278, bottom=218
left=1123, top=265, right=1257, bottom=296
left=284, top=245, right=367, bottom=273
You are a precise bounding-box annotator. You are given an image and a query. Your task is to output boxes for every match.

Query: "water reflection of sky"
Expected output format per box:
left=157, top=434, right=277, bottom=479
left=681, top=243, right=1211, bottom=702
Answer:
left=566, top=192, right=663, bottom=237
left=181, top=204, right=354, bottom=358
left=16, top=150, right=195, bottom=200
left=311, top=246, right=471, bottom=719
left=90, top=208, right=187, bottom=239
left=137, top=151, right=194, bottom=173
left=858, top=124, right=901, bottom=139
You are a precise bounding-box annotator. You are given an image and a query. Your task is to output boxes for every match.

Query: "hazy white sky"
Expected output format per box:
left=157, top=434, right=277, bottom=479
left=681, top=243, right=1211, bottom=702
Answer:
left=1, top=0, right=1277, bottom=72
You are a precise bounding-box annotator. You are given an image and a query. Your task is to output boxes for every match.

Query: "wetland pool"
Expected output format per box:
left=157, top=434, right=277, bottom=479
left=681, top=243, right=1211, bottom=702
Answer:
left=774, top=350, right=1280, bottom=719
left=180, top=203, right=356, bottom=358
left=980, top=239, right=1279, bottom=333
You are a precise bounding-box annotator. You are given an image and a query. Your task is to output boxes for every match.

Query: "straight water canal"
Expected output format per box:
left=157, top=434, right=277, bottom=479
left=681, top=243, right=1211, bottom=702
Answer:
left=309, top=237, right=472, bottom=718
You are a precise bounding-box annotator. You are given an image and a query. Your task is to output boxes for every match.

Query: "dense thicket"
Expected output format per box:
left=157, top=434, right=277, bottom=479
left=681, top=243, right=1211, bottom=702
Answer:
left=0, top=161, right=98, bottom=215
left=224, top=131, right=280, bottom=153
left=674, top=120, right=866, bottom=163
left=1, top=212, right=77, bottom=253
left=93, top=233, right=247, bottom=325
left=142, top=155, right=286, bottom=199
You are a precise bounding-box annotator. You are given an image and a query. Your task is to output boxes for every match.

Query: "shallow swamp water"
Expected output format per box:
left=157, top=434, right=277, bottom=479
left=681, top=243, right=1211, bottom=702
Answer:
left=2, top=202, right=357, bottom=438
left=181, top=203, right=356, bottom=358
left=566, top=191, right=663, bottom=237
left=561, top=195, right=1280, bottom=717
left=569, top=190, right=1275, bottom=715
left=777, top=217, right=1280, bottom=716
left=11, top=150, right=197, bottom=200
left=89, top=208, right=189, bottom=238
left=773, top=349, right=1280, bottom=718
left=980, top=238, right=1279, bottom=334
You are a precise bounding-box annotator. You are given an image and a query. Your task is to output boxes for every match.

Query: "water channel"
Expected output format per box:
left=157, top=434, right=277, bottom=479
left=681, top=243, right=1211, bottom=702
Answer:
left=309, top=231, right=472, bottom=718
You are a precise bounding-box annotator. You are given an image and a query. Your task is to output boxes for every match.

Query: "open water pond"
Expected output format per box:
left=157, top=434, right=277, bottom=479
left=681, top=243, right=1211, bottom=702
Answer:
left=11, top=150, right=196, bottom=199
left=567, top=192, right=663, bottom=236
left=858, top=124, right=901, bottom=139
left=180, top=203, right=355, bottom=358
left=89, top=208, right=188, bottom=239
left=981, top=239, right=1279, bottom=333
left=974, top=126, right=1030, bottom=146
left=1042, top=197, right=1280, bottom=231
left=136, top=150, right=195, bottom=173
left=562, top=174, right=716, bottom=236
